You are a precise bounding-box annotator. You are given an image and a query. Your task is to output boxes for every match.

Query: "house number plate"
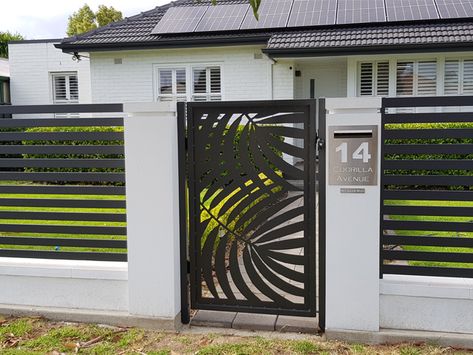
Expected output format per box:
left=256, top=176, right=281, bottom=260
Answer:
left=328, top=125, right=378, bottom=186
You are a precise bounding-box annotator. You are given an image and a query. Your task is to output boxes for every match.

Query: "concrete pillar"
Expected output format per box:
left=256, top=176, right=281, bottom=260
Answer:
left=123, top=102, right=181, bottom=322
left=324, top=97, right=382, bottom=332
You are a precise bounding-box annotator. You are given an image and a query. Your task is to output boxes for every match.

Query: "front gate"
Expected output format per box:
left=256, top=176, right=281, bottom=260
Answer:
left=179, top=100, right=320, bottom=320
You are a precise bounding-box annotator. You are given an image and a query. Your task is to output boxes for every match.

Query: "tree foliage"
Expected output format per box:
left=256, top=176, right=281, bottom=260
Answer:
left=0, top=31, right=24, bottom=58
left=67, top=4, right=123, bottom=37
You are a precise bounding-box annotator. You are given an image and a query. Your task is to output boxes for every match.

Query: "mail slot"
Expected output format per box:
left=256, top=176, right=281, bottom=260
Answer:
left=328, top=125, right=378, bottom=186
left=333, top=130, right=373, bottom=139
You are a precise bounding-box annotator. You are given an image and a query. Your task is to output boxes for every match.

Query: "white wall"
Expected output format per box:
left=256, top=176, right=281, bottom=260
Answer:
left=90, top=46, right=278, bottom=103
left=295, top=58, right=347, bottom=99
left=8, top=41, right=91, bottom=105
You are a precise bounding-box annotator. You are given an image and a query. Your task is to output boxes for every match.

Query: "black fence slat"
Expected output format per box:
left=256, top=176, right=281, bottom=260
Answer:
left=383, top=112, right=473, bottom=124
left=0, top=145, right=124, bottom=155
left=0, top=211, right=126, bottom=222
left=0, top=159, right=125, bottom=169
left=383, top=96, right=473, bottom=108
left=383, top=189, right=473, bottom=201
left=383, top=235, right=473, bottom=248
left=383, top=175, right=473, bottom=186
left=384, top=250, right=473, bottom=263
left=383, top=265, right=473, bottom=278
left=0, top=132, right=124, bottom=141
left=0, top=224, right=126, bottom=235
left=384, top=128, right=473, bottom=140
left=384, top=144, right=473, bottom=155
left=383, top=160, right=473, bottom=170
left=0, top=185, right=126, bottom=195
left=0, top=172, right=125, bottom=183
left=0, top=103, right=123, bottom=115
left=0, top=198, right=126, bottom=208
left=0, top=236, right=127, bottom=248
left=0, top=118, right=123, bottom=127
left=383, top=205, right=473, bottom=217
left=384, top=219, right=473, bottom=233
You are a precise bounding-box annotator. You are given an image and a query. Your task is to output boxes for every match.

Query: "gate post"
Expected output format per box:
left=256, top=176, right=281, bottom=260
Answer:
left=323, top=98, right=382, bottom=334
left=123, top=102, right=181, bottom=327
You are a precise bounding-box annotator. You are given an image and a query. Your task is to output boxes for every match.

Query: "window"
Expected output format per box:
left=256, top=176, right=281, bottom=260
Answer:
left=192, top=67, right=222, bottom=101
left=156, top=65, right=222, bottom=102
left=359, top=61, right=389, bottom=96
left=396, top=60, right=437, bottom=96
left=157, top=68, right=187, bottom=102
left=52, top=73, right=79, bottom=103
left=444, top=59, right=473, bottom=95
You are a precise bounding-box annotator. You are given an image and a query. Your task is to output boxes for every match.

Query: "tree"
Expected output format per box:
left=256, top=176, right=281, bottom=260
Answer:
left=96, top=5, right=123, bottom=27
left=0, top=31, right=24, bottom=58
left=67, top=4, right=123, bottom=37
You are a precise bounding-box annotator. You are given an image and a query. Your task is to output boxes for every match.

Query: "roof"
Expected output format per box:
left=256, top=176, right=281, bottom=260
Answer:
left=0, top=59, right=9, bottom=79
left=57, top=0, right=473, bottom=56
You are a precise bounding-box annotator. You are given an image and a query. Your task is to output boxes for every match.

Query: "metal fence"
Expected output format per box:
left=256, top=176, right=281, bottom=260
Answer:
left=381, top=96, right=473, bottom=278
left=0, top=104, right=126, bottom=262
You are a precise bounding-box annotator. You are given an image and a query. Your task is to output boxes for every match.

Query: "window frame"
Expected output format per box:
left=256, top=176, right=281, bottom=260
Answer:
left=153, top=63, right=223, bottom=102
left=50, top=72, right=79, bottom=104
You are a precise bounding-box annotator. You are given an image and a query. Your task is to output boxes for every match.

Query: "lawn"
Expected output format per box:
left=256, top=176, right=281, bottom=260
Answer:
left=385, top=199, right=473, bottom=268
left=0, top=316, right=470, bottom=355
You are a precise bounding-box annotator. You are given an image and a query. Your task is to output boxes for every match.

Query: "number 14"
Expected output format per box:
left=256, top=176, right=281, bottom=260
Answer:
left=335, top=142, right=371, bottom=163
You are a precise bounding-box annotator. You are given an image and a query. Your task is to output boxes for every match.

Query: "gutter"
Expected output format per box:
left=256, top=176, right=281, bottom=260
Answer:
left=263, top=42, right=473, bottom=58
left=55, top=35, right=271, bottom=53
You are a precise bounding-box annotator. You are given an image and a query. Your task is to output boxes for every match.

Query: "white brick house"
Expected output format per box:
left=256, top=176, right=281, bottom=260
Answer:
left=8, top=39, right=91, bottom=106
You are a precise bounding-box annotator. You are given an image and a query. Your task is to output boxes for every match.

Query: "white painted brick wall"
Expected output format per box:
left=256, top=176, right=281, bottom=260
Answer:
left=8, top=41, right=91, bottom=105
left=273, top=60, right=295, bottom=100
left=90, top=46, right=275, bottom=103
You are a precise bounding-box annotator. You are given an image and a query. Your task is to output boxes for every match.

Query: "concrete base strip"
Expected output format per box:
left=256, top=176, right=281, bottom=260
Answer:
left=0, top=304, right=181, bottom=331
left=326, top=328, right=473, bottom=350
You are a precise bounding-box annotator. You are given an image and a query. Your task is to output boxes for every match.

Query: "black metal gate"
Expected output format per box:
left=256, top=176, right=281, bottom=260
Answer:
left=178, top=100, right=319, bottom=320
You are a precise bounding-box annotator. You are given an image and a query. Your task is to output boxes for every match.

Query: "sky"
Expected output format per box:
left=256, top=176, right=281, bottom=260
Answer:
left=0, top=0, right=170, bottom=39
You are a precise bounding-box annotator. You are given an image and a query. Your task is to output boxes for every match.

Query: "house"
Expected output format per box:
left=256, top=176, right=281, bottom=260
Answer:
left=0, top=58, right=10, bottom=106
left=8, top=39, right=91, bottom=107
left=54, top=0, right=473, bottom=105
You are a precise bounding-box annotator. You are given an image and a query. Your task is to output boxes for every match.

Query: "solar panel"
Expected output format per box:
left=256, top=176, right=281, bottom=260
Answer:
left=337, top=0, right=386, bottom=24
left=385, top=0, right=439, bottom=21
left=287, top=0, right=337, bottom=27
left=436, top=0, right=473, bottom=18
left=240, top=0, right=293, bottom=30
left=195, top=4, right=250, bottom=32
left=151, top=6, right=208, bottom=34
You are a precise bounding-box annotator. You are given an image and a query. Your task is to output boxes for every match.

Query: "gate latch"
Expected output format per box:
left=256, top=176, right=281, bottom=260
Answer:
left=316, top=136, right=325, bottom=150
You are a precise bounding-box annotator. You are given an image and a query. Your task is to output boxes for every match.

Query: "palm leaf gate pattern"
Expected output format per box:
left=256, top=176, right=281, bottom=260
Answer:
left=187, top=101, right=317, bottom=316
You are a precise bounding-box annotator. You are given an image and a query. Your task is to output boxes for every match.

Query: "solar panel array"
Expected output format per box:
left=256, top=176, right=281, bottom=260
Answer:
left=240, top=0, right=293, bottom=29
left=337, top=0, right=386, bottom=24
left=287, top=0, right=337, bottom=27
left=196, top=4, right=250, bottom=32
left=151, top=0, right=473, bottom=35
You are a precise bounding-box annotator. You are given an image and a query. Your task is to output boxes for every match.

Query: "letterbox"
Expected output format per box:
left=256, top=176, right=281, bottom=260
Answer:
left=328, top=125, right=378, bottom=187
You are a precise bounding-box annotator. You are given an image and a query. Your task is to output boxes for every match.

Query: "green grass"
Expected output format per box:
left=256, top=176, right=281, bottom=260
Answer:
left=0, top=317, right=467, bottom=355
left=385, top=199, right=473, bottom=268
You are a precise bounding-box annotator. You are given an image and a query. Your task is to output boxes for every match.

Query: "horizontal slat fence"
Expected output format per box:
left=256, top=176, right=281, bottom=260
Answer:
left=0, top=104, right=126, bottom=262
left=381, top=96, right=473, bottom=278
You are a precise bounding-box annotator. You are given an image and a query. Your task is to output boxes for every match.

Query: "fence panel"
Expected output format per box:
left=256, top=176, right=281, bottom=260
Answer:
left=0, top=104, right=126, bottom=262
left=381, top=96, right=473, bottom=278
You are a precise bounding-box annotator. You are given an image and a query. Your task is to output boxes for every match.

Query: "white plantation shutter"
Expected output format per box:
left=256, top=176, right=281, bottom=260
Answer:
left=396, top=60, right=437, bottom=96
left=359, top=61, right=389, bottom=96
left=417, top=60, right=437, bottom=96
left=444, top=60, right=460, bottom=95
left=192, top=66, right=222, bottom=101
left=52, top=73, right=79, bottom=103
left=158, top=68, right=187, bottom=102
left=463, top=59, right=473, bottom=94
left=359, top=62, right=373, bottom=96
